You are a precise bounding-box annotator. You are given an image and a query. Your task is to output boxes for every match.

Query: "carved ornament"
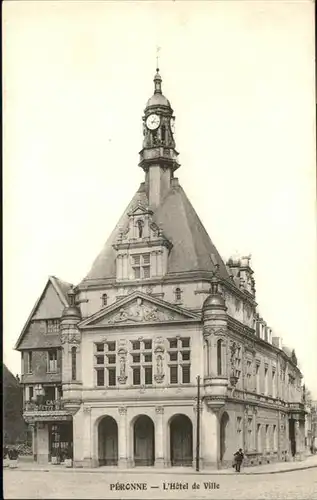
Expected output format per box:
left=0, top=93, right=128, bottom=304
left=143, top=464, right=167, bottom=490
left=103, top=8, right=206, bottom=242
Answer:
left=154, top=352, right=165, bottom=383
left=107, top=298, right=176, bottom=324
left=60, top=331, right=81, bottom=345
left=117, top=353, right=128, bottom=384
left=118, top=407, right=127, bottom=415
left=203, top=326, right=227, bottom=338
left=155, top=406, right=164, bottom=414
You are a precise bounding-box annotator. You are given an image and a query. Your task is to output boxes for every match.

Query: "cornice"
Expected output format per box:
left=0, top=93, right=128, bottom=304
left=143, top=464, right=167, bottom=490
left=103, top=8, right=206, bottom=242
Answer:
left=221, top=278, right=257, bottom=307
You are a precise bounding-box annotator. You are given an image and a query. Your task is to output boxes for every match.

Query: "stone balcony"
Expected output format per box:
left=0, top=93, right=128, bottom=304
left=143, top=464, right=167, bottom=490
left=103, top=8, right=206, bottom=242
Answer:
left=23, top=400, right=74, bottom=423
left=288, top=401, right=306, bottom=420
left=203, top=376, right=229, bottom=410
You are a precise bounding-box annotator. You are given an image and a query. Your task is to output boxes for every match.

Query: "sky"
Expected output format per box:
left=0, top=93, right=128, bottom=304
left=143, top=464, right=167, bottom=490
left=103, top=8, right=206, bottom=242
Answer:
left=3, top=1, right=317, bottom=396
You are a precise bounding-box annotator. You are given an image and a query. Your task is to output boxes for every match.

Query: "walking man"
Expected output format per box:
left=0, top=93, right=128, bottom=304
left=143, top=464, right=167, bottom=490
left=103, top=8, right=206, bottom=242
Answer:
left=233, top=448, right=244, bottom=473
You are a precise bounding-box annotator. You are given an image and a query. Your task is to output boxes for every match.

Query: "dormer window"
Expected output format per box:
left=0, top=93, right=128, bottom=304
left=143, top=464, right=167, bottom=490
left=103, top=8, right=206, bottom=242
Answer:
left=132, top=253, right=151, bottom=279
left=101, top=293, right=108, bottom=307
left=174, top=287, right=182, bottom=302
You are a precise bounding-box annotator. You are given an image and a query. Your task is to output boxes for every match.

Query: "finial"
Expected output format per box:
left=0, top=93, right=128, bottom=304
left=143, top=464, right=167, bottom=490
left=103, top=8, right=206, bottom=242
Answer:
left=156, top=46, right=161, bottom=71
left=67, top=286, right=76, bottom=307
left=154, top=46, right=162, bottom=94
left=210, top=272, right=219, bottom=294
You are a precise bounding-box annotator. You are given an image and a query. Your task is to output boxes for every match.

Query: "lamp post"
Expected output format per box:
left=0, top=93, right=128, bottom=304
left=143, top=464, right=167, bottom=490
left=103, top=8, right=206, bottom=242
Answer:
left=196, top=375, right=201, bottom=471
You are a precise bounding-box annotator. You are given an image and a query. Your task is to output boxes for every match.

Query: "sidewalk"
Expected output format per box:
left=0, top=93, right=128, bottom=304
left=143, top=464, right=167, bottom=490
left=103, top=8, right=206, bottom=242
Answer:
left=4, top=454, right=317, bottom=475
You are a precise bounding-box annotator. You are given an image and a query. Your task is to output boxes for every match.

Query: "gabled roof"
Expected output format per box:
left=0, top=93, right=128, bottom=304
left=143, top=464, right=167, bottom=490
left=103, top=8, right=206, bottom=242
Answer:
left=15, top=276, right=72, bottom=350
left=80, top=181, right=229, bottom=284
left=79, top=290, right=200, bottom=329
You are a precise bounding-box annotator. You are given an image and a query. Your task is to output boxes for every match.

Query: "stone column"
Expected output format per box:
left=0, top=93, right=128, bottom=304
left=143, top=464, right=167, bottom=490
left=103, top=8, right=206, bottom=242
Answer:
left=37, top=422, right=49, bottom=464
left=155, top=406, right=164, bottom=467
left=200, top=406, right=218, bottom=469
left=29, top=423, right=37, bottom=461
left=82, top=407, right=92, bottom=467
left=157, top=250, right=163, bottom=276
left=118, top=407, right=128, bottom=468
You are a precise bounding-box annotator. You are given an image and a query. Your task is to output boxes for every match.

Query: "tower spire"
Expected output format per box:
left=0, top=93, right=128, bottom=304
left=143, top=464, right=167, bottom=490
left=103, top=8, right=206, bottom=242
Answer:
left=154, top=46, right=162, bottom=94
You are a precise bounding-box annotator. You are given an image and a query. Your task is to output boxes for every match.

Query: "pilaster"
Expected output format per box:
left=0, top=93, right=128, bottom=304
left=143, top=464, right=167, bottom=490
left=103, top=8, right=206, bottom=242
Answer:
left=155, top=406, right=165, bottom=467
left=118, top=407, right=128, bottom=468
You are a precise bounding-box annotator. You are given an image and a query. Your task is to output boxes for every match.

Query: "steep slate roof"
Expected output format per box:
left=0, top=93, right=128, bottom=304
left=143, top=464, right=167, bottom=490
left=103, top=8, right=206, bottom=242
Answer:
left=154, top=183, right=229, bottom=278
left=81, top=181, right=229, bottom=283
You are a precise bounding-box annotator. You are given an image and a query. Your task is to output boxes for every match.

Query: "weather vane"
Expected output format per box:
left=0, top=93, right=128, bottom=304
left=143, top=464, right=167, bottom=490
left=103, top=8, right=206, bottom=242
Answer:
left=156, top=46, right=161, bottom=69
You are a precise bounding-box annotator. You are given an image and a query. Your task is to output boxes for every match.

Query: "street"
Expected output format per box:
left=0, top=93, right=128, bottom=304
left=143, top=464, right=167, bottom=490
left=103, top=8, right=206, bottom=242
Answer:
left=3, top=468, right=317, bottom=499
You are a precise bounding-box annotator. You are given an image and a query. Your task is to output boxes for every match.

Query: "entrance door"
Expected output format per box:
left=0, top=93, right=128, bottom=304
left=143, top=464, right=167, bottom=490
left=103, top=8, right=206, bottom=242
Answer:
left=49, top=422, right=73, bottom=462
left=170, top=415, right=193, bottom=466
left=289, top=419, right=296, bottom=457
left=98, top=416, right=118, bottom=466
left=220, top=412, right=229, bottom=462
left=134, top=415, right=155, bottom=466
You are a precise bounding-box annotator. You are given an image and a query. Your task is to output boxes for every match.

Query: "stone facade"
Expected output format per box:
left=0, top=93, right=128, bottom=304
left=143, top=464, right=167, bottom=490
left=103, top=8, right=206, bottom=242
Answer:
left=16, top=69, right=306, bottom=469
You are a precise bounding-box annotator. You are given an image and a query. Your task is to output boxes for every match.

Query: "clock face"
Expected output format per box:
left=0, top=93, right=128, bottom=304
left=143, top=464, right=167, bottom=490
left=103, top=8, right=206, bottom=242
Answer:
left=146, top=114, right=160, bottom=130
left=170, top=117, right=175, bottom=133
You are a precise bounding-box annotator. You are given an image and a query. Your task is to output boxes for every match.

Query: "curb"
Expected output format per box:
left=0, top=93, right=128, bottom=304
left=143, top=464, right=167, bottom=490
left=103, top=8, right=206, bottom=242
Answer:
left=5, top=464, right=317, bottom=476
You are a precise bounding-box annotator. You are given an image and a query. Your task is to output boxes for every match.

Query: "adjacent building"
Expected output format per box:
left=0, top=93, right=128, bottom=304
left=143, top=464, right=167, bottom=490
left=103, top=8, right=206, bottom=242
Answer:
left=15, top=69, right=306, bottom=469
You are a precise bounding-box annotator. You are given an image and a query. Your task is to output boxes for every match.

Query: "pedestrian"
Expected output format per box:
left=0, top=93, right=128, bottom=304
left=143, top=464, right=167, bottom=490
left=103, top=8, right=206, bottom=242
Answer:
left=233, top=448, right=244, bottom=473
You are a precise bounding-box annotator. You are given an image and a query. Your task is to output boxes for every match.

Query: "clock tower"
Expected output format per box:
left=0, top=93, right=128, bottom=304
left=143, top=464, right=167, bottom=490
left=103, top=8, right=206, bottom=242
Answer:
left=139, top=68, right=180, bottom=208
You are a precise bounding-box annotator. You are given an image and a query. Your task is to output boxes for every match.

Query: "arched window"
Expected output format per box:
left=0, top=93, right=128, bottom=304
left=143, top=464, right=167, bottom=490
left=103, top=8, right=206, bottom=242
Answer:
left=217, top=339, right=222, bottom=375
left=71, top=347, right=77, bottom=381
left=161, top=125, right=166, bottom=144
left=175, top=287, right=182, bottom=302
left=102, top=293, right=108, bottom=307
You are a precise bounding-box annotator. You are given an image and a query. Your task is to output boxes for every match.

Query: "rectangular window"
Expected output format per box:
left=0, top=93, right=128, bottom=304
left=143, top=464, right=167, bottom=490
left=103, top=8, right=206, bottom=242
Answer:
left=170, top=366, right=178, bottom=384
left=256, top=364, right=260, bottom=393
left=237, top=416, right=242, bottom=447
left=144, top=366, right=153, bottom=385
left=247, top=417, right=253, bottom=450
left=96, top=356, right=104, bottom=365
left=107, top=341, right=116, bottom=352
left=71, top=347, right=77, bottom=381
left=257, top=424, right=262, bottom=452
left=107, top=355, right=116, bottom=364
left=182, top=365, right=190, bottom=383
left=143, top=340, right=152, bottom=350
left=96, top=343, right=104, bottom=352
left=47, top=349, right=58, bottom=372
left=132, top=354, right=140, bottom=363
left=132, top=253, right=151, bottom=279
left=181, top=338, right=190, bottom=348
left=108, top=368, right=116, bottom=387
left=265, top=424, right=270, bottom=451
left=181, top=351, right=190, bottom=361
left=264, top=367, right=268, bottom=395
left=29, top=386, right=34, bottom=400
left=26, top=352, right=32, bottom=373
left=272, top=370, right=276, bottom=398
left=143, top=266, right=150, bottom=279
left=131, top=341, right=140, bottom=351
left=96, top=369, right=105, bottom=386
left=133, top=367, right=141, bottom=385
left=47, top=319, right=59, bottom=333
left=169, top=339, right=178, bottom=349
left=169, top=352, right=178, bottom=361
left=273, top=425, right=277, bottom=451
left=144, top=354, right=152, bottom=363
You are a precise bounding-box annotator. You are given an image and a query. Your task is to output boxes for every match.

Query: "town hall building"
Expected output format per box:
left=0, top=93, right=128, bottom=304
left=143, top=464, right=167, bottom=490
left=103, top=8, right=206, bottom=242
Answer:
left=16, top=68, right=306, bottom=469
